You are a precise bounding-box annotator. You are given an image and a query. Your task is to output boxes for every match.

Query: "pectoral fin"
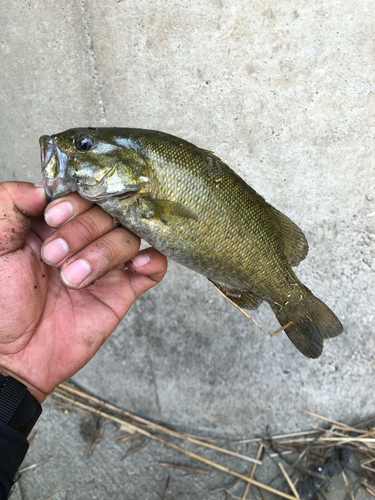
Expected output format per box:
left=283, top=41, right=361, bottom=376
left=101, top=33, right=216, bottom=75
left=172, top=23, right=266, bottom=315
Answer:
left=141, top=199, right=199, bottom=223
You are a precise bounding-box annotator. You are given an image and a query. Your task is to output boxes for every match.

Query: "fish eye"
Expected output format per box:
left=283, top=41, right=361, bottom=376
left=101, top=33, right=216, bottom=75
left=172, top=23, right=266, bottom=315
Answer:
left=75, top=135, right=95, bottom=151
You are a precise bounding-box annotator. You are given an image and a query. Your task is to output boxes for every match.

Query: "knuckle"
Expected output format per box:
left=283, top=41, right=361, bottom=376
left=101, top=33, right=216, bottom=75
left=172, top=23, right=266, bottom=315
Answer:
left=71, top=214, right=101, bottom=244
left=96, top=237, right=119, bottom=264
left=96, top=228, right=140, bottom=264
left=117, top=227, right=140, bottom=252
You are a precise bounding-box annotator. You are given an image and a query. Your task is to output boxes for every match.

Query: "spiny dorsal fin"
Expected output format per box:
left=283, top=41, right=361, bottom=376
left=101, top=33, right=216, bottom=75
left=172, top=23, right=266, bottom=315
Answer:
left=200, top=149, right=225, bottom=163
left=266, top=204, right=309, bottom=267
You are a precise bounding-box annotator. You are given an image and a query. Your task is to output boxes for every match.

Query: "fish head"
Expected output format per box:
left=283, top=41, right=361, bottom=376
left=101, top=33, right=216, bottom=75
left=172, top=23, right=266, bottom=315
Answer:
left=40, top=128, right=151, bottom=202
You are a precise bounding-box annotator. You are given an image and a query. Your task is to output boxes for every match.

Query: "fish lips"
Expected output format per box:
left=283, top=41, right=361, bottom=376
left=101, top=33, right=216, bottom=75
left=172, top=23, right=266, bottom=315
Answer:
left=40, top=135, right=54, bottom=166
left=40, top=135, right=76, bottom=201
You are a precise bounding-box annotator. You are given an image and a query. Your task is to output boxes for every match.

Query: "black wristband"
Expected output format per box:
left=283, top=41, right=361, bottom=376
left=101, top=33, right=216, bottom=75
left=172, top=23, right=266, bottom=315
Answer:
left=0, top=375, right=42, bottom=499
left=0, top=375, right=42, bottom=437
left=0, top=421, right=29, bottom=499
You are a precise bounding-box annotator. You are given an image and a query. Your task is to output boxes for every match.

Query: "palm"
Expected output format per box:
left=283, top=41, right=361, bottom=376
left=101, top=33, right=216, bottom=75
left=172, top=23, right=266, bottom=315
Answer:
left=0, top=182, right=167, bottom=401
left=0, top=225, right=132, bottom=395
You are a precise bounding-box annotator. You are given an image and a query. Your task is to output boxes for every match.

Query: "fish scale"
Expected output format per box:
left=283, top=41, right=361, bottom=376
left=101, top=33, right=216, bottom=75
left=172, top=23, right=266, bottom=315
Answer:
left=40, top=127, right=343, bottom=358
left=143, top=135, right=289, bottom=296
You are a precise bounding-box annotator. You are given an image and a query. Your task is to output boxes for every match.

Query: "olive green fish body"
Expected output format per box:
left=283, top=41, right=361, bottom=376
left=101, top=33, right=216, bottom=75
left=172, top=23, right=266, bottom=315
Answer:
left=40, top=128, right=343, bottom=358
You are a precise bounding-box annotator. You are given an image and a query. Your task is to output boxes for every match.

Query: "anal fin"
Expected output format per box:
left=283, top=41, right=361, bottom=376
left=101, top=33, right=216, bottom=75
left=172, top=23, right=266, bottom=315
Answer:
left=211, top=281, right=263, bottom=311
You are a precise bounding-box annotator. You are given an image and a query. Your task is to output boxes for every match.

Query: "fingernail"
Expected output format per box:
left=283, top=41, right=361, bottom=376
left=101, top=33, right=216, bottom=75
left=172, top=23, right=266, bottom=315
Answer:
left=34, top=181, right=45, bottom=188
left=130, top=252, right=150, bottom=268
left=61, top=259, right=91, bottom=286
left=45, top=201, right=74, bottom=227
left=42, top=238, right=69, bottom=265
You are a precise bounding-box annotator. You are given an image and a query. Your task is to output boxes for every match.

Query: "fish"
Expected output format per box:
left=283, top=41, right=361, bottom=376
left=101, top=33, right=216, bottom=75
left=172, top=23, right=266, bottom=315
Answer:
left=40, top=128, right=343, bottom=358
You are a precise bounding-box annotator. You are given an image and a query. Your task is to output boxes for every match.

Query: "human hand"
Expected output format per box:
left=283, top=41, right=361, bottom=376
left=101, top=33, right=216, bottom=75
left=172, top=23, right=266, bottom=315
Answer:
left=0, top=182, right=167, bottom=403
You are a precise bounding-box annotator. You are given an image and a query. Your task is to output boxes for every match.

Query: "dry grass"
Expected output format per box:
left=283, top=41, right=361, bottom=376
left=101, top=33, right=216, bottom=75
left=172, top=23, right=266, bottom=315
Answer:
left=212, top=284, right=294, bottom=338
left=50, top=382, right=375, bottom=499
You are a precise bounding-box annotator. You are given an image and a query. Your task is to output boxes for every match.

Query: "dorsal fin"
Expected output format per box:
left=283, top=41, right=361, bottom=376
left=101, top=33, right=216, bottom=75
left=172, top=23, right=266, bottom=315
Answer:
left=266, top=204, right=309, bottom=267
left=200, top=149, right=225, bottom=163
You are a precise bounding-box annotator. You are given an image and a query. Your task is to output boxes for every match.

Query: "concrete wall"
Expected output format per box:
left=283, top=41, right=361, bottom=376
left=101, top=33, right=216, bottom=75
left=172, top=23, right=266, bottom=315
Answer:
left=1, top=1, right=374, bottom=498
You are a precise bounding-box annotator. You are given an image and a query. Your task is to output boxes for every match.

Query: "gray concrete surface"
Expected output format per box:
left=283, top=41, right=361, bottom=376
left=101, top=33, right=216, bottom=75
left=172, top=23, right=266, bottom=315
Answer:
left=1, top=0, right=374, bottom=498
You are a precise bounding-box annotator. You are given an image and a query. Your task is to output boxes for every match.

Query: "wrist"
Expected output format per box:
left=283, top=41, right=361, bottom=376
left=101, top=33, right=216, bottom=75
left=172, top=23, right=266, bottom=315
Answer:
left=0, top=366, right=49, bottom=404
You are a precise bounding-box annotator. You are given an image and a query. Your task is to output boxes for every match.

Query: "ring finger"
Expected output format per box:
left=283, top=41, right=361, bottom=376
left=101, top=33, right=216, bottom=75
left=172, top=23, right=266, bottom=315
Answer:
left=59, top=226, right=140, bottom=288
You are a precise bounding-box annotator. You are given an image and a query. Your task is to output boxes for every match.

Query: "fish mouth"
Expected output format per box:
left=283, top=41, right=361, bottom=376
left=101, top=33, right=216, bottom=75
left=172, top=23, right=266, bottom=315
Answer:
left=40, top=135, right=72, bottom=201
left=40, top=136, right=147, bottom=203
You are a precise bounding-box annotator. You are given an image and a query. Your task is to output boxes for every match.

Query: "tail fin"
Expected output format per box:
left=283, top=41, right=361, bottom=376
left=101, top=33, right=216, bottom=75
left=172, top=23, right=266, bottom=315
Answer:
left=276, top=294, right=343, bottom=358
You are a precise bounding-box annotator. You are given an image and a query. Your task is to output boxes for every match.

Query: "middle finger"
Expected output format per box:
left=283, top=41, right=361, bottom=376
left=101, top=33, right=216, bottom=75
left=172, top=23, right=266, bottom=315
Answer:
left=41, top=204, right=141, bottom=288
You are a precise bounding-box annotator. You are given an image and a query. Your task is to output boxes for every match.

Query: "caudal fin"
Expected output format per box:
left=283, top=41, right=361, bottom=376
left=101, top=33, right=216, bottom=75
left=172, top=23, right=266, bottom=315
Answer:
left=276, top=294, right=343, bottom=358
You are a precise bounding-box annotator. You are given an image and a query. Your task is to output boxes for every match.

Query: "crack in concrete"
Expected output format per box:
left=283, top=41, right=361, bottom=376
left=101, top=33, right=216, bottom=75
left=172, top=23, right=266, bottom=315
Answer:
left=76, top=0, right=107, bottom=125
left=147, top=353, right=162, bottom=419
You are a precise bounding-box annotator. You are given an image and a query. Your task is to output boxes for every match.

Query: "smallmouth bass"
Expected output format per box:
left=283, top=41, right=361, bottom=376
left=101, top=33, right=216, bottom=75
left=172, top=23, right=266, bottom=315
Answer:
left=40, top=128, right=343, bottom=358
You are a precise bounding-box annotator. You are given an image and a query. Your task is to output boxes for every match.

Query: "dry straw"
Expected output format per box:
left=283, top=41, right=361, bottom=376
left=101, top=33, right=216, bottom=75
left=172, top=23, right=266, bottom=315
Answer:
left=50, top=382, right=375, bottom=499
left=213, top=284, right=293, bottom=337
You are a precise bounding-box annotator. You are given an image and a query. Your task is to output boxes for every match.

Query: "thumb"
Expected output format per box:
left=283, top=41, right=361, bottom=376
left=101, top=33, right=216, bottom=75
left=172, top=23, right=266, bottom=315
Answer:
left=0, top=182, right=47, bottom=255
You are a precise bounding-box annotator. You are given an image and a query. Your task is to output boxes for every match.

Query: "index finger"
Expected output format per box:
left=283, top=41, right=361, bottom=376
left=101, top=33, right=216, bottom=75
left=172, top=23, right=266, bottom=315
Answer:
left=44, top=192, right=95, bottom=228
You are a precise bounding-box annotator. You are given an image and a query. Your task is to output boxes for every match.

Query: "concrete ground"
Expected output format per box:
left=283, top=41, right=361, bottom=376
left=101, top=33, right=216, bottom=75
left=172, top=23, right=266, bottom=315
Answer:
left=1, top=0, right=374, bottom=498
